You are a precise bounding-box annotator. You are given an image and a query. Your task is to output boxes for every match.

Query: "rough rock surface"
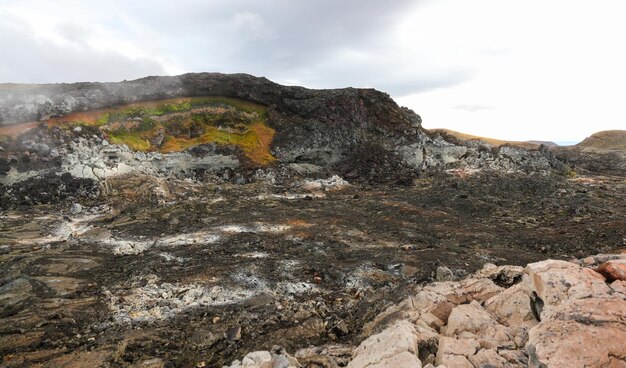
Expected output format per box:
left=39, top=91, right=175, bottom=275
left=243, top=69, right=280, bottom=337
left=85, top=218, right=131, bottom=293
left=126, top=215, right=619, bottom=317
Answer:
left=525, top=259, right=610, bottom=310
left=347, top=321, right=422, bottom=368
left=223, top=254, right=626, bottom=368
left=597, top=259, right=626, bottom=282
left=524, top=257, right=626, bottom=368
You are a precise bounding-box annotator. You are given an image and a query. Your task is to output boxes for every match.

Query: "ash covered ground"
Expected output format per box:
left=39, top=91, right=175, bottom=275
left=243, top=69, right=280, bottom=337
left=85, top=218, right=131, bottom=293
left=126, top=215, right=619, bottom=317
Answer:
left=1, top=170, right=624, bottom=367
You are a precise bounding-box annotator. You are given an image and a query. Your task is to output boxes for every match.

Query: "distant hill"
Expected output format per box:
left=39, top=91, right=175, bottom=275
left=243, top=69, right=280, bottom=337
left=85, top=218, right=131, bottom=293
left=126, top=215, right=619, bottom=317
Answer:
left=575, top=130, right=626, bottom=152
left=526, top=140, right=559, bottom=147
left=430, top=128, right=557, bottom=149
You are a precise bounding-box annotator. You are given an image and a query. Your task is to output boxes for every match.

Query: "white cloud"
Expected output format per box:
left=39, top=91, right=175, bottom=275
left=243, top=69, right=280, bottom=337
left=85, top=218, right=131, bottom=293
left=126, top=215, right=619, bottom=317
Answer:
left=396, top=0, right=626, bottom=142
left=0, top=0, right=624, bottom=141
left=232, top=11, right=275, bottom=41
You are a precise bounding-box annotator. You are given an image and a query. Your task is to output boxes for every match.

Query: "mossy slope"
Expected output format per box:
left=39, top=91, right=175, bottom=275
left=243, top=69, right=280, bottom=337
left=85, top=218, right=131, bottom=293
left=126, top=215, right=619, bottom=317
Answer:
left=47, top=97, right=275, bottom=165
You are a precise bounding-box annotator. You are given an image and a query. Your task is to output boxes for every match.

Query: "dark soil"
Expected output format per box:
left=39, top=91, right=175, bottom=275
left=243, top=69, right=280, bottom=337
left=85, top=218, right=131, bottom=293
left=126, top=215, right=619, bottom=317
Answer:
left=1, top=171, right=624, bottom=367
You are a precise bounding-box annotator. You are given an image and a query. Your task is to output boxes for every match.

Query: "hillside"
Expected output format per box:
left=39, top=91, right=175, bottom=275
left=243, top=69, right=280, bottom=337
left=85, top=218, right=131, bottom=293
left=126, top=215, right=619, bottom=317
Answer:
left=0, top=73, right=567, bottom=192
left=429, top=128, right=557, bottom=149
left=575, top=130, right=626, bottom=151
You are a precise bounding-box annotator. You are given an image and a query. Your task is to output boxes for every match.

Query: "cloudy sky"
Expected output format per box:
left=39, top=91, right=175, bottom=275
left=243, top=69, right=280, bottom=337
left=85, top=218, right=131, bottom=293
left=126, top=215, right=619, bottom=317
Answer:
left=1, top=0, right=624, bottom=143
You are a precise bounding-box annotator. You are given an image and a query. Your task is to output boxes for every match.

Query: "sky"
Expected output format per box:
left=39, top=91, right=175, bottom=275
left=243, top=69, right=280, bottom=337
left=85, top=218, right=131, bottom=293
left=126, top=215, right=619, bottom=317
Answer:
left=1, top=0, right=624, bottom=143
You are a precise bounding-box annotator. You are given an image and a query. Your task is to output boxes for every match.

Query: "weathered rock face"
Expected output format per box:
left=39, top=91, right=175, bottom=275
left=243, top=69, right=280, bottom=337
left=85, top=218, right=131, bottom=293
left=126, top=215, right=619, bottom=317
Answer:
left=524, top=259, right=610, bottom=310
left=224, top=254, right=626, bottom=368
left=0, top=73, right=422, bottom=169
left=523, top=257, right=626, bottom=368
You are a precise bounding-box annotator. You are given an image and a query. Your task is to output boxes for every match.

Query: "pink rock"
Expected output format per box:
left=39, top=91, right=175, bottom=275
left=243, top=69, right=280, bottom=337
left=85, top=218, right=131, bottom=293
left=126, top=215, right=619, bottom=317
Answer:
left=610, top=280, right=626, bottom=297
left=541, top=297, right=626, bottom=324
left=484, top=282, right=536, bottom=328
left=527, top=321, right=626, bottom=368
left=527, top=297, right=626, bottom=368
left=468, top=348, right=507, bottom=368
left=445, top=301, right=515, bottom=349
left=435, top=336, right=478, bottom=367
left=363, top=278, right=502, bottom=336
left=525, top=260, right=610, bottom=310
left=597, top=259, right=626, bottom=281
left=348, top=321, right=422, bottom=368
left=362, top=351, right=422, bottom=368
left=412, top=278, right=503, bottom=322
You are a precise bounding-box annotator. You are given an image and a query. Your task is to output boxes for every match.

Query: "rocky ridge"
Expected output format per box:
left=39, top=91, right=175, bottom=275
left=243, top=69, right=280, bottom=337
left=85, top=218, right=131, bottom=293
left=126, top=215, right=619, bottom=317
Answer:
left=0, top=73, right=566, bottom=208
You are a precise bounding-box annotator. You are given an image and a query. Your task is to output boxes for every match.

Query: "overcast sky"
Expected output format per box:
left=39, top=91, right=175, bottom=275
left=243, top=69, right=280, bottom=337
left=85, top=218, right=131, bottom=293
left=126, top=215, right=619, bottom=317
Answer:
left=1, top=0, right=624, bottom=143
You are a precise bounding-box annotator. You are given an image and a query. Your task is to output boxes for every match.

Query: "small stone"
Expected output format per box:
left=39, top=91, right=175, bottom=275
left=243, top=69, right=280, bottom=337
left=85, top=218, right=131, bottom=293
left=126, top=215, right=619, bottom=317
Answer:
left=332, top=319, right=350, bottom=336
left=138, top=358, right=166, bottom=367
left=70, top=203, right=83, bottom=215
left=225, top=326, right=241, bottom=341
left=241, top=351, right=272, bottom=367
left=402, top=265, right=419, bottom=277
left=436, top=266, right=455, bottom=281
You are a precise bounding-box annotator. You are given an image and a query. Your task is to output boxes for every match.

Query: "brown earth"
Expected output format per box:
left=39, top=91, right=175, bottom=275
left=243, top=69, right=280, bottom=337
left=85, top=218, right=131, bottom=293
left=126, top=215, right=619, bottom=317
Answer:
left=575, top=130, right=626, bottom=152
left=428, top=128, right=553, bottom=149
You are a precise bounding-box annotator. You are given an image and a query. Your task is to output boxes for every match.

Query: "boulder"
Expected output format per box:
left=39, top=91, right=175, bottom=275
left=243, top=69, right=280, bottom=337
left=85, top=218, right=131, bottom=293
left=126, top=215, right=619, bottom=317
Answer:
left=435, top=336, right=479, bottom=367
left=348, top=321, right=421, bottom=368
left=497, top=349, right=528, bottom=367
left=576, top=253, right=626, bottom=268
left=412, top=279, right=503, bottom=323
left=364, top=351, right=422, bottom=368
left=529, top=297, right=626, bottom=366
left=484, top=282, right=536, bottom=328
left=362, top=278, right=501, bottom=336
left=436, top=266, right=456, bottom=282
left=240, top=351, right=272, bottom=368
left=468, top=348, right=507, bottom=368
left=445, top=301, right=514, bottom=348
left=361, top=296, right=422, bottom=335
left=347, top=255, right=626, bottom=368
left=610, top=280, right=626, bottom=297
left=227, top=349, right=301, bottom=368
left=527, top=320, right=626, bottom=368
left=524, top=259, right=609, bottom=313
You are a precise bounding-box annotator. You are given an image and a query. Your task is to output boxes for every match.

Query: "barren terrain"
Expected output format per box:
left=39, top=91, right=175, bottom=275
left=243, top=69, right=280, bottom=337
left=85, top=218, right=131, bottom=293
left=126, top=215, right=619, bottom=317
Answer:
left=0, top=73, right=624, bottom=367
left=1, top=170, right=624, bottom=367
